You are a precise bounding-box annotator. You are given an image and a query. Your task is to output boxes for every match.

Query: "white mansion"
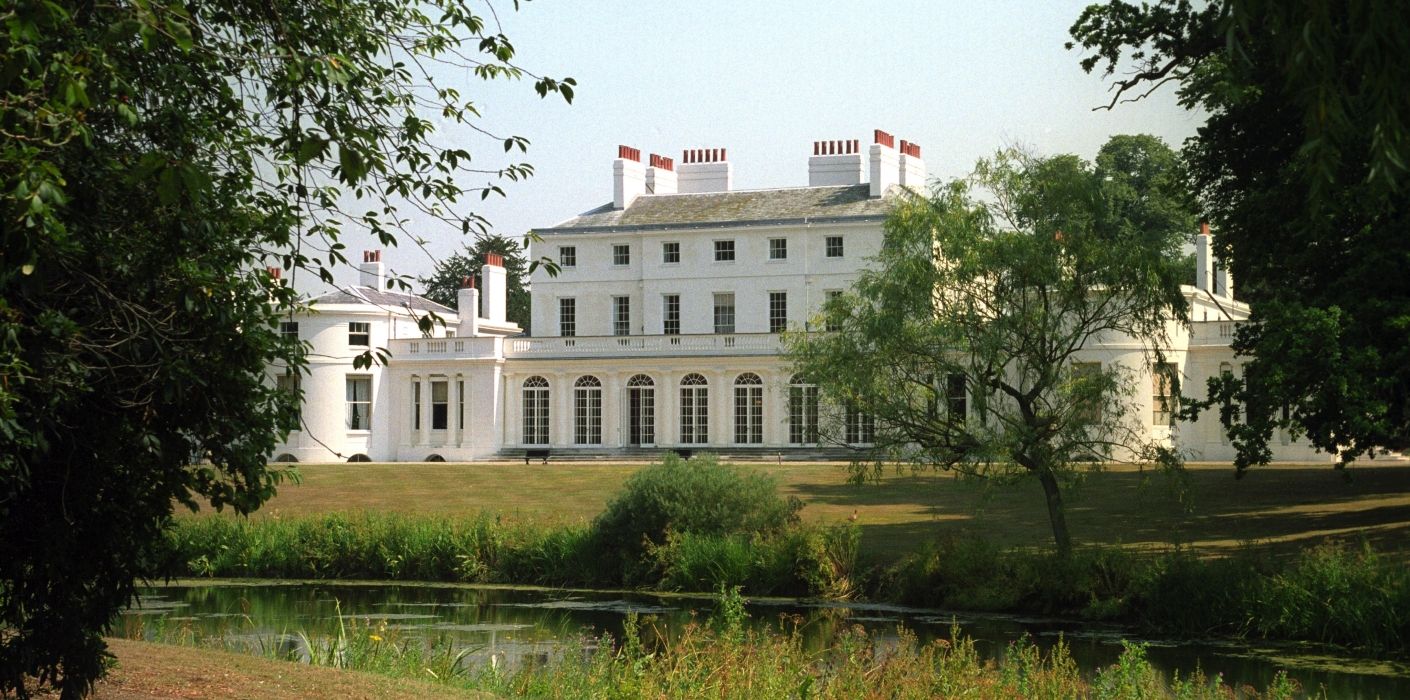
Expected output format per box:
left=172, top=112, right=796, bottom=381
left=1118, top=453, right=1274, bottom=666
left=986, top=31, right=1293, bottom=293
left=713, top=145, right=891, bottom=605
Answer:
left=270, top=131, right=1322, bottom=463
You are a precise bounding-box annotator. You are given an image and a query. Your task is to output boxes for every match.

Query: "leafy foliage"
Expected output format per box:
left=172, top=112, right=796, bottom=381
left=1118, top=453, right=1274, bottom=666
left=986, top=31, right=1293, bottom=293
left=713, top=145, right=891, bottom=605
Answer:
left=592, top=454, right=803, bottom=580
left=418, top=234, right=534, bottom=332
left=789, top=137, right=1193, bottom=553
left=0, top=1, right=571, bottom=695
left=1070, top=0, right=1410, bottom=467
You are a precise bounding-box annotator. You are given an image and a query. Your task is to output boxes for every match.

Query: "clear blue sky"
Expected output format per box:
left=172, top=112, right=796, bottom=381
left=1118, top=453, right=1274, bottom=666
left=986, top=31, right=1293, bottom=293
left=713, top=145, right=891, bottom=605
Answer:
left=339, top=0, right=1204, bottom=287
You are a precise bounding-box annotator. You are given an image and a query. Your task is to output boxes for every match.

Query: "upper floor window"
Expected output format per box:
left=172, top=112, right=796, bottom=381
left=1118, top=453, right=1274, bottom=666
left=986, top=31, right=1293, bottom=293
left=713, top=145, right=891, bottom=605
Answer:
left=348, top=322, right=370, bottom=347
left=713, top=293, right=735, bottom=334
left=714, top=240, right=735, bottom=262
left=825, top=235, right=844, bottom=258
left=613, top=244, right=631, bottom=266
left=824, top=290, right=843, bottom=332
left=280, top=321, right=299, bottom=341
left=768, top=238, right=787, bottom=260
left=613, top=296, right=631, bottom=336
left=559, top=297, right=576, bottom=337
left=663, top=294, right=681, bottom=335
left=662, top=241, right=680, bottom=264
left=559, top=246, right=576, bottom=268
left=769, top=291, right=787, bottom=333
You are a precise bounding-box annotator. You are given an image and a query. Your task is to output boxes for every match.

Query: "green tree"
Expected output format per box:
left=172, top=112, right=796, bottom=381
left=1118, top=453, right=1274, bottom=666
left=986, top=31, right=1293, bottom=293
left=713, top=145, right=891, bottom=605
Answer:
left=0, top=2, right=570, bottom=696
left=419, top=234, right=532, bottom=333
left=1069, top=0, right=1410, bottom=468
left=788, top=139, right=1191, bottom=554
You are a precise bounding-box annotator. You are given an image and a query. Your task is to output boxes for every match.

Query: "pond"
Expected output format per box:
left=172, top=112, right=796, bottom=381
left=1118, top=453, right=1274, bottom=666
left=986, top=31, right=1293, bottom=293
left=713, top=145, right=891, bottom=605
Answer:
left=118, top=581, right=1408, bottom=698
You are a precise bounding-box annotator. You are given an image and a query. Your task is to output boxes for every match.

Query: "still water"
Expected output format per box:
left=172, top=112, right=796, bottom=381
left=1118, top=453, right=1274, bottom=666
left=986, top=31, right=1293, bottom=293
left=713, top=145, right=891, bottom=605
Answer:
left=119, top=581, right=1408, bottom=698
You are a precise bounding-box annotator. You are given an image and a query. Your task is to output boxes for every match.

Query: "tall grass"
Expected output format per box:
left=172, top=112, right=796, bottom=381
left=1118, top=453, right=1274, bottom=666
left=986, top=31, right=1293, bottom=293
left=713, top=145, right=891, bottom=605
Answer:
left=883, top=538, right=1410, bottom=653
left=130, top=592, right=1315, bottom=699
left=167, top=513, right=604, bottom=586
left=162, top=513, right=861, bottom=598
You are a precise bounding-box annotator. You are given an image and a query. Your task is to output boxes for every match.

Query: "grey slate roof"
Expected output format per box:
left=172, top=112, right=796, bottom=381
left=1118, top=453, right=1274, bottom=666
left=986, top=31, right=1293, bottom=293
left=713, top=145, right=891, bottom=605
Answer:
left=538, top=183, right=904, bottom=233
left=311, top=286, right=455, bottom=314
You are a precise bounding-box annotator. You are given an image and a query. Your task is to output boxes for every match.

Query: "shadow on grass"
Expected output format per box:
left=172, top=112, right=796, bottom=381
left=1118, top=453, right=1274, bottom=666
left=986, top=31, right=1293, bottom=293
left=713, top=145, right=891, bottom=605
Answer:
left=790, top=465, right=1410, bottom=557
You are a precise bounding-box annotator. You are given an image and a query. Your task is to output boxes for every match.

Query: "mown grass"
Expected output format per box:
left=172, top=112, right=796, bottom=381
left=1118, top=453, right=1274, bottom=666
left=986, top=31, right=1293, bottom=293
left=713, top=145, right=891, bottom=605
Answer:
left=131, top=589, right=1315, bottom=700
left=228, top=460, right=1410, bottom=562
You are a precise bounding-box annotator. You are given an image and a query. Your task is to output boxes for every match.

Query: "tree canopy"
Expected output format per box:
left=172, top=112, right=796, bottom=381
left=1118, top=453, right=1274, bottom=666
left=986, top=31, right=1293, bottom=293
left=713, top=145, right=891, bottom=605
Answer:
left=419, top=234, right=532, bottom=332
left=788, top=137, right=1193, bottom=553
left=1069, top=0, right=1410, bottom=468
left=0, top=1, right=570, bottom=696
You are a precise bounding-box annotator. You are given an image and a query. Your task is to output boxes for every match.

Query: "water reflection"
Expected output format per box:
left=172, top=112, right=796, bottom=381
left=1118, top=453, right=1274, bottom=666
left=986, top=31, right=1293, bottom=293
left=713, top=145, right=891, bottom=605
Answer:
left=117, top=582, right=1408, bottom=699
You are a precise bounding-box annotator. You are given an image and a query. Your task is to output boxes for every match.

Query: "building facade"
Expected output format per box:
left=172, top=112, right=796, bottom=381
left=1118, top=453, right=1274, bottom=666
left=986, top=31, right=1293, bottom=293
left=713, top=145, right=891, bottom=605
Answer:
left=269, top=132, right=1324, bottom=463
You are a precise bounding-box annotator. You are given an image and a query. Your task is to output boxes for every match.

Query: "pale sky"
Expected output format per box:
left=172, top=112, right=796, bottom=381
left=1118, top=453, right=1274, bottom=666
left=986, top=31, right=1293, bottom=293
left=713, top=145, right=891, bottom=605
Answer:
left=328, top=0, right=1204, bottom=290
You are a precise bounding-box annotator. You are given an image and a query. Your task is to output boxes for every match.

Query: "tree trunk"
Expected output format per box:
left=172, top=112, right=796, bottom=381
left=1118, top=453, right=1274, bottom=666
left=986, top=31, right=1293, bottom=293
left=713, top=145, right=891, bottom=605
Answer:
left=1036, top=468, right=1072, bottom=556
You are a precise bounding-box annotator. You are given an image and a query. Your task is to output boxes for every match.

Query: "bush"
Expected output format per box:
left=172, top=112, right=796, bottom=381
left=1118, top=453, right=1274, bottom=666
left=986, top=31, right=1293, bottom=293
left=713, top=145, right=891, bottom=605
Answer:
left=591, top=454, right=802, bottom=580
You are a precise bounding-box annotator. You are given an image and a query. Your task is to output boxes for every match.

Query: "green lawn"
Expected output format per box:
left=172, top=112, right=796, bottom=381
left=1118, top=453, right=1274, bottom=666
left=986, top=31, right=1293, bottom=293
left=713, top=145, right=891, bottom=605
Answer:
left=211, top=460, right=1410, bottom=562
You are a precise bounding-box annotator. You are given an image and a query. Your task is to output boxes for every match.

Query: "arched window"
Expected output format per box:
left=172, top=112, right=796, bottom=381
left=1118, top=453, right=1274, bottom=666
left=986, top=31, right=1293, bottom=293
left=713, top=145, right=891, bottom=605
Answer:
left=522, top=376, right=550, bottom=445
left=626, top=374, right=655, bottom=446
left=734, top=373, right=764, bottom=444
left=574, top=375, right=603, bottom=445
left=679, top=373, right=709, bottom=444
left=788, top=374, right=819, bottom=445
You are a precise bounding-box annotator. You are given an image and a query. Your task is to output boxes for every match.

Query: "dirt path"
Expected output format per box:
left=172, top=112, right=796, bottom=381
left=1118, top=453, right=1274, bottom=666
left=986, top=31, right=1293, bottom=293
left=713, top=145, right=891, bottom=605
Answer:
left=33, top=639, right=482, bottom=699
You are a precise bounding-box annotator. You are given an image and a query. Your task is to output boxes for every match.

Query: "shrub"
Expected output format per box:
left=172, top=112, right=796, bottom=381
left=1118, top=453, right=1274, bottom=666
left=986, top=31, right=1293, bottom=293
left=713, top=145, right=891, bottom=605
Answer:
left=591, top=454, right=802, bottom=579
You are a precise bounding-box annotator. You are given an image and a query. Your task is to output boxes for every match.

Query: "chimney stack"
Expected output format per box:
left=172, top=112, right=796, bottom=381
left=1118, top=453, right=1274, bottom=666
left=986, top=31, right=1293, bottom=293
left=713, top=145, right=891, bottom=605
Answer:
left=808, top=138, right=865, bottom=186
left=869, top=129, right=899, bottom=198
left=613, top=145, right=645, bottom=209
left=481, top=252, right=507, bottom=323
left=1195, top=223, right=1214, bottom=294
left=677, top=147, right=732, bottom=193
left=358, top=250, right=384, bottom=289
left=456, top=274, right=480, bottom=336
left=645, top=153, right=677, bottom=195
left=897, top=139, right=927, bottom=190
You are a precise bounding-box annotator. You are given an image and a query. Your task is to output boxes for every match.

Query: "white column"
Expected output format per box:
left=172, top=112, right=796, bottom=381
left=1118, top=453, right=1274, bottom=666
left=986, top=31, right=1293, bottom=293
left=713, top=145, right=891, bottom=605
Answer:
left=662, top=372, right=678, bottom=447
left=447, top=373, right=460, bottom=447
left=605, top=372, right=623, bottom=447
left=553, top=372, right=569, bottom=447
left=712, top=370, right=729, bottom=446
left=419, top=375, right=431, bottom=447
left=505, top=373, right=520, bottom=446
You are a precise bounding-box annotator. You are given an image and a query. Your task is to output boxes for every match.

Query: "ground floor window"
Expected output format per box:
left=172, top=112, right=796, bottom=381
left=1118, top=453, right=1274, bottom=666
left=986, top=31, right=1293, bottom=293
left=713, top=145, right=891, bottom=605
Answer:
left=522, top=376, right=549, bottom=445
left=1153, top=362, right=1178, bottom=426
left=734, top=373, right=763, bottom=443
left=346, top=376, right=372, bottom=430
left=431, top=379, right=448, bottom=430
left=276, top=371, right=301, bottom=424
left=574, top=375, right=603, bottom=445
left=788, top=375, right=818, bottom=444
left=946, top=373, right=967, bottom=421
left=627, top=374, right=655, bottom=445
left=845, top=402, right=874, bottom=445
left=679, top=373, right=709, bottom=444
